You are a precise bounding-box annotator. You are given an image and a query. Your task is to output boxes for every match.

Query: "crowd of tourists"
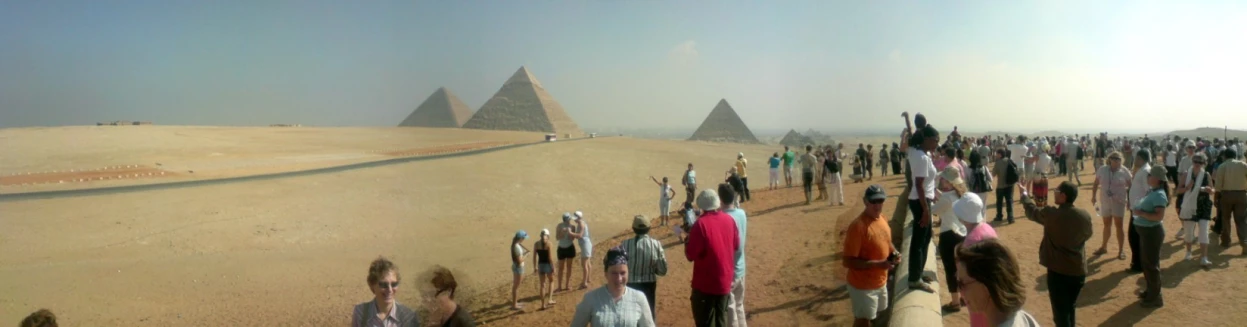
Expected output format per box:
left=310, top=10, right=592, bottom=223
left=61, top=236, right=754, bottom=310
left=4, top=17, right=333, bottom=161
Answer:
left=838, top=111, right=1247, bottom=327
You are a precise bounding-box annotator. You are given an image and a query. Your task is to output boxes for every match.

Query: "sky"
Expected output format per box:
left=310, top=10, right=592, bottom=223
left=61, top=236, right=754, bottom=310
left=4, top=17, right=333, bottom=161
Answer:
left=2, top=1, right=1245, bottom=133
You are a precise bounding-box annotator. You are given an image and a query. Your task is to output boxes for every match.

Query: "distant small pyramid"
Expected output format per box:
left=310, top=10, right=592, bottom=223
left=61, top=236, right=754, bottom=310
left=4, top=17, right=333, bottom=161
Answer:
left=688, top=99, right=760, bottom=143
left=399, top=87, right=474, bottom=127
left=462, top=66, right=583, bottom=135
left=779, top=129, right=814, bottom=147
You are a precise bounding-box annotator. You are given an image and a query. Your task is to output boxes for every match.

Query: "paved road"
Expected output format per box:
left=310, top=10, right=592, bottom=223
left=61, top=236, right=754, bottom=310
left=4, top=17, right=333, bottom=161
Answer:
left=0, top=137, right=601, bottom=202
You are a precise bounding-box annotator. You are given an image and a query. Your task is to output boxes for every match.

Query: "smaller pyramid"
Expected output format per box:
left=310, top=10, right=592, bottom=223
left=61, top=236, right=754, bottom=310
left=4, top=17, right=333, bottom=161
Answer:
left=779, top=129, right=814, bottom=147
left=688, top=99, right=760, bottom=143
left=399, top=87, right=474, bottom=127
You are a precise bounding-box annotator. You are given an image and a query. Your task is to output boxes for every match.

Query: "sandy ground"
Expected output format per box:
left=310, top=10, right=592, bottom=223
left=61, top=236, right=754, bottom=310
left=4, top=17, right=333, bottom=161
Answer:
left=0, top=126, right=538, bottom=193
left=2, top=127, right=1244, bottom=326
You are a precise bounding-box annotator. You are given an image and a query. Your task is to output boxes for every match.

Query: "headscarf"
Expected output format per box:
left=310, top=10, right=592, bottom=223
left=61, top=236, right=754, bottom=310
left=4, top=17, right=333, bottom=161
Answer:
left=603, top=246, right=628, bottom=269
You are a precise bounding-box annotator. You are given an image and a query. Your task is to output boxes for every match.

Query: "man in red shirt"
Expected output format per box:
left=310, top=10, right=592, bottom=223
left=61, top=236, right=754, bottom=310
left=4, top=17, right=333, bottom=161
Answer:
left=843, top=185, right=901, bottom=327
left=685, top=185, right=741, bottom=327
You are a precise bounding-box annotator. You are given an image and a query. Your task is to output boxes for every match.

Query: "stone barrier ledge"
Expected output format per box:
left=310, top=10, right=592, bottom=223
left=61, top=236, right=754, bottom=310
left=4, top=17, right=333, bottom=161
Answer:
left=883, top=189, right=943, bottom=327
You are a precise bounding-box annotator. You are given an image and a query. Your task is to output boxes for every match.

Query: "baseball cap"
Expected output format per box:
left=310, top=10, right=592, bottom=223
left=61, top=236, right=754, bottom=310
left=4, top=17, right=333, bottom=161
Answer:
left=562, top=212, right=572, bottom=223
left=697, top=189, right=721, bottom=211
left=515, top=230, right=528, bottom=240
left=540, top=229, right=550, bottom=237
left=632, top=215, right=651, bottom=230
left=574, top=211, right=584, bottom=220
left=864, top=184, right=887, bottom=202
left=1149, top=165, right=1168, bottom=180
left=953, top=193, right=985, bottom=224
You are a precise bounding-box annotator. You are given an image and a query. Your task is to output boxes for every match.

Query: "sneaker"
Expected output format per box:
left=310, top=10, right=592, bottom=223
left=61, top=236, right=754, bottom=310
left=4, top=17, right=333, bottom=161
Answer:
left=1184, top=250, right=1192, bottom=261
left=1175, top=228, right=1185, bottom=240
left=1201, top=257, right=1212, bottom=267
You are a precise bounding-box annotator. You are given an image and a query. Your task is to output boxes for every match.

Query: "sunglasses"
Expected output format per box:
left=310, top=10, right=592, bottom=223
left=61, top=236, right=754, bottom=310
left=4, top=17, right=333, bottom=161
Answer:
left=376, top=281, right=400, bottom=290
left=868, top=199, right=885, bottom=205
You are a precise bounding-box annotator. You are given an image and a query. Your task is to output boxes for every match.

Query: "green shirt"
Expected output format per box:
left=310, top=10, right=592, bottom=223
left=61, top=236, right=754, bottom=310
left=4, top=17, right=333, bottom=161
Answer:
left=1131, top=189, right=1168, bottom=227
left=782, top=151, right=796, bottom=167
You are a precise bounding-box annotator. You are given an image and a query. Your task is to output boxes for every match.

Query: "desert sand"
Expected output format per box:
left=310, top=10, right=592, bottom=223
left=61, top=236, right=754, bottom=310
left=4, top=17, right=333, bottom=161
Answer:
left=2, top=127, right=1244, bottom=326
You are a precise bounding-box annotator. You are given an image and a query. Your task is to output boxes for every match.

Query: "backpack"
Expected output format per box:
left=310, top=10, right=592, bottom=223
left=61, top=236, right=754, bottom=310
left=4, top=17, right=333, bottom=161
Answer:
left=825, top=158, right=840, bottom=174
left=1076, top=145, right=1085, bottom=159
left=970, top=166, right=994, bottom=193
left=1005, top=161, right=1020, bottom=185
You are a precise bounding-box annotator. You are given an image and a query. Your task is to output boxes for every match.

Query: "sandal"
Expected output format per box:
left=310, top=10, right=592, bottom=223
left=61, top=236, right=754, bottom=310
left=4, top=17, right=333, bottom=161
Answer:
left=941, top=303, right=962, bottom=313
left=1118, top=252, right=1127, bottom=260
left=921, top=275, right=936, bottom=283
left=1093, top=248, right=1108, bottom=256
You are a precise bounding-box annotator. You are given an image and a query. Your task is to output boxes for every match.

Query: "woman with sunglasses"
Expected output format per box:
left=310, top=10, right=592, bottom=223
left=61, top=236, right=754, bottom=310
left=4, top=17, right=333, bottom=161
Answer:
left=1177, top=153, right=1215, bottom=267
left=425, top=266, right=476, bottom=327
left=955, top=240, right=1040, bottom=327
left=352, top=257, right=420, bottom=327
left=570, top=246, right=656, bottom=327
left=533, top=229, right=557, bottom=309
left=1092, top=151, right=1133, bottom=260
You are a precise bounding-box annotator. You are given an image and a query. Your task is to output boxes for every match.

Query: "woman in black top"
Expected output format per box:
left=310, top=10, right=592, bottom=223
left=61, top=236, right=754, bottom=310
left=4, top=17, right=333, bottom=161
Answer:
left=533, top=229, right=557, bottom=309
left=427, top=266, right=476, bottom=327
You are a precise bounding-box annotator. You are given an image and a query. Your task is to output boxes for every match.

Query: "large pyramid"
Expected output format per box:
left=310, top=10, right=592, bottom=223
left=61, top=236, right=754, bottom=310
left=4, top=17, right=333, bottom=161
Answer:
left=462, top=66, right=583, bottom=135
left=688, top=99, right=760, bottom=143
left=398, top=87, right=474, bottom=127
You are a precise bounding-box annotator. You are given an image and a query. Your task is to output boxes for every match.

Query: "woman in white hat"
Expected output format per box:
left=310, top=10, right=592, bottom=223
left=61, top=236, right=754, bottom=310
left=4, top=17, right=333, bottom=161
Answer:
left=952, top=193, right=997, bottom=327
left=533, top=229, right=557, bottom=309
left=933, top=166, right=969, bottom=312
left=568, top=211, right=594, bottom=290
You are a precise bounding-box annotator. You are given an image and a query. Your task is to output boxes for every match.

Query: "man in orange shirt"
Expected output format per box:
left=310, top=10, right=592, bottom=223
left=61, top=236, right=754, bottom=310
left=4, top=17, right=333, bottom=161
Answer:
left=843, top=184, right=901, bottom=327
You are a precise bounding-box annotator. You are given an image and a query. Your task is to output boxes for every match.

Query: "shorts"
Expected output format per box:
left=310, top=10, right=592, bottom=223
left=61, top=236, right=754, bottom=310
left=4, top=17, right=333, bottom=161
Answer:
left=538, top=263, right=554, bottom=274
left=659, top=199, right=671, bottom=217
left=1182, top=219, right=1210, bottom=244
left=1023, top=163, right=1036, bottom=179
left=512, top=264, right=524, bottom=275
left=1100, top=199, right=1126, bottom=217
left=848, top=284, right=888, bottom=320
left=557, top=246, right=576, bottom=260
left=579, top=241, right=593, bottom=258
left=783, top=165, right=793, bottom=176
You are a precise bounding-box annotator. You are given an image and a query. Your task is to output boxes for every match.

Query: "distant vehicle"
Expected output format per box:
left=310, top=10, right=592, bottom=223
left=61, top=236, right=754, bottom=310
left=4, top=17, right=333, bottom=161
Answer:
left=546, top=134, right=557, bottom=142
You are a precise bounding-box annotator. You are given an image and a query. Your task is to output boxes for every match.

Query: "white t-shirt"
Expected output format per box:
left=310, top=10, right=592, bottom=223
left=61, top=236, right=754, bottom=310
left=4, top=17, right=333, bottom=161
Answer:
left=512, top=243, right=525, bottom=266
left=1008, top=144, right=1030, bottom=165
left=1177, top=156, right=1193, bottom=186
left=1036, top=152, right=1052, bottom=174
left=1164, top=151, right=1177, bottom=166
left=908, top=147, right=937, bottom=200
left=1129, top=163, right=1152, bottom=206
left=660, top=184, right=672, bottom=201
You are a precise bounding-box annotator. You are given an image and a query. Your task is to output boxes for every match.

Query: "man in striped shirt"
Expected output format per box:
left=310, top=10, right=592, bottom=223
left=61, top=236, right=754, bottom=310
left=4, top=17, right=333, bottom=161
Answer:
left=623, top=214, right=668, bottom=320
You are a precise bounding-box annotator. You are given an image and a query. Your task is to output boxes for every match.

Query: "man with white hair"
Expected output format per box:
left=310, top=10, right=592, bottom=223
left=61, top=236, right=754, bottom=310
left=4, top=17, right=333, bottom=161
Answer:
left=1066, top=136, right=1083, bottom=185
left=685, top=187, right=740, bottom=327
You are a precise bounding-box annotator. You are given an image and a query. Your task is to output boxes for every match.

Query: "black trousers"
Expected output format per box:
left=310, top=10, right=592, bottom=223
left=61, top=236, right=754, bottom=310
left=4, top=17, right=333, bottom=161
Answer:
left=1137, top=224, right=1165, bottom=304
left=995, top=186, right=1015, bottom=220
left=686, top=184, right=697, bottom=203
left=1128, top=220, right=1141, bottom=270
left=938, top=231, right=965, bottom=293
left=628, top=282, right=658, bottom=320
left=907, top=198, right=934, bottom=283
left=892, top=161, right=901, bottom=174
left=1058, top=155, right=1068, bottom=175
left=691, top=289, right=729, bottom=327
left=802, top=171, right=814, bottom=201
left=740, top=177, right=750, bottom=201
left=1047, top=270, right=1086, bottom=327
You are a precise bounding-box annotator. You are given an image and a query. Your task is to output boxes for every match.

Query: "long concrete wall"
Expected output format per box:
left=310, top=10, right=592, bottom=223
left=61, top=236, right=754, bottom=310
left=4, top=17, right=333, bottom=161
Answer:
left=885, top=188, right=943, bottom=327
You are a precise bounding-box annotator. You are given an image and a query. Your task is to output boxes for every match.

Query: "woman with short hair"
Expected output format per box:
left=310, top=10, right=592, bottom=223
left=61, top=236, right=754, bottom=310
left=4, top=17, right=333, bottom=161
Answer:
left=1178, top=153, right=1215, bottom=267
left=570, top=246, right=656, bottom=327
left=352, top=257, right=420, bottom=327
left=955, top=240, right=1040, bottom=327
left=933, top=166, right=969, bottom=312
left=556, top=213, right=577, bottom=292
left=426, top=266, right=476, bottom=327
left=1132, top=165, right=1171, bottom=308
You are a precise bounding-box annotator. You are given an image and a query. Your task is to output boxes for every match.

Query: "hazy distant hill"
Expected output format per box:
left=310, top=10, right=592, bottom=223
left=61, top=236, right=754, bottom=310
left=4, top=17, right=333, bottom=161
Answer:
left=1154, top=127, right=1247, bottom=140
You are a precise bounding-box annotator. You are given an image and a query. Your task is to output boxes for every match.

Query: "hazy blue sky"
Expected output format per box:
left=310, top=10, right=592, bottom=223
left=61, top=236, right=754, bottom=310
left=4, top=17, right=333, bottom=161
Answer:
left=2, top=1, right=1244, bottom=133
